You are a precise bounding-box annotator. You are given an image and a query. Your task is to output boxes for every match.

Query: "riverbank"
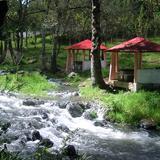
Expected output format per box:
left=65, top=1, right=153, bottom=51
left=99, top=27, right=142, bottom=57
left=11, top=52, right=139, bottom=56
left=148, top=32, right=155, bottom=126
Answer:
left=79, top=79, right=160, bottom=128
left=0, top=71, right=57, bottom=98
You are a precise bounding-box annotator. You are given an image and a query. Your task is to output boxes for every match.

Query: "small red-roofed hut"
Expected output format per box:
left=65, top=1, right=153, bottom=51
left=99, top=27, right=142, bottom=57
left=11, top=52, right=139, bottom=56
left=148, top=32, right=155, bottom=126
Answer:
left=65, top=39, right=107, bottom=72
left=107, top=37, right=160, bottom=91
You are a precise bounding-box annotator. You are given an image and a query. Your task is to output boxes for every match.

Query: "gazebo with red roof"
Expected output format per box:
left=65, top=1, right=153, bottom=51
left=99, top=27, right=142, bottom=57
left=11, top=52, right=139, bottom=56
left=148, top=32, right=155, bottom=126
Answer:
left=66, top=39, right=107, bottom=72
left=107, top=37, right=160, bottom=91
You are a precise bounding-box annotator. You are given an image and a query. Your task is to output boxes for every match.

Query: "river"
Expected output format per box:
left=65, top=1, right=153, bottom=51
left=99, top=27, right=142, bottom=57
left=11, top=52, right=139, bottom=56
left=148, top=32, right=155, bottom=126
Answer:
left=0, top=80, right=160, bottom=160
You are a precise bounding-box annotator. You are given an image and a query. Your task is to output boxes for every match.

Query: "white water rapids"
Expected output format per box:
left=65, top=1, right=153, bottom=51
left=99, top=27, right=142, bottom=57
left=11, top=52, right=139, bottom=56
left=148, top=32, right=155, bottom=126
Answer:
left=0, top=87, right=160, bottom=160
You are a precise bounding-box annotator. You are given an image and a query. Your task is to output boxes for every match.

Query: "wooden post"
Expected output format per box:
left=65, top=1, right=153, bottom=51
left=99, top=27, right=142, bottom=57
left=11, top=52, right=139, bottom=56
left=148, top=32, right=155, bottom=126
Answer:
left=103, top=51, right=107, bottom=66
left=134, top=52, right=138, bottom=83
left=139, top=52, right=142, bottom=69
left=109, top=52, right=116, bottom=81
left=115, top=52, right=119, bottom=73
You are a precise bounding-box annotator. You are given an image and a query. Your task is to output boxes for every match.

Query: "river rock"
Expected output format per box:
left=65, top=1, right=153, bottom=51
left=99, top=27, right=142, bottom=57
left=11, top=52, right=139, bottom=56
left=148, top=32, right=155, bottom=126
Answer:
left=25, top=133, right=32, bottom=141
left=10, top=69, right=17, bottom=74
left=58, top=101, right=69, bottom=109
left=1, top=122, right=11, bottom=132
left=0, top=70, right=7, bottom=75
left=23, top=99, right=45, bottom=106
left=32, top=130, right=42, bottom=141
left=72, top=92, right=79, bottom=96
left=94, top=120, right=105, bottom=127
left=66, top=102, right=84, bottom=118
left=50, top=118, right=57, bottom=124
left=29, top=119, right=44, bottom=129
left=56, top=124, right=70, bottom=133
left=42, top=113, right=48, bottom=119
left=83, top=111, right=97, bottom=120
left=17, top=70, right=25, bottom=74
left=65, top=145, right=77, bottom=159
left=39, top=138, right=53, bottom=148
left=67, top=72, right=78, bottom=78
left=140, top=119, right=157, bottom=130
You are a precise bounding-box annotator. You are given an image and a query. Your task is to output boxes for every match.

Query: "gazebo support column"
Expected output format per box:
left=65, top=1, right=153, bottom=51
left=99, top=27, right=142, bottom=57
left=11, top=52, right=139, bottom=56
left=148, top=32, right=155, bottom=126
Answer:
left=109, top=52, right=116, bottom=81
left=103, top=51, right=107, bottom=66
left=115, top=52, right=119, bottom=73
left=71, top=50, right=75, bottom=71
left=139, top=52, right=142, bottom=69
left=82, top=50, right=86, bottom=71
left=133, top=52, right=139, bottom=91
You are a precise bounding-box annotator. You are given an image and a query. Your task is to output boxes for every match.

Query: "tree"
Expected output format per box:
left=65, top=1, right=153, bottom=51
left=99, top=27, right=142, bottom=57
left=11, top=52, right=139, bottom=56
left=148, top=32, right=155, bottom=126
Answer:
left=0, top=0, right=8, bottom=64
left=0, top=0, right=8, bottom=28
left=90, top=0, right=106, bottom=89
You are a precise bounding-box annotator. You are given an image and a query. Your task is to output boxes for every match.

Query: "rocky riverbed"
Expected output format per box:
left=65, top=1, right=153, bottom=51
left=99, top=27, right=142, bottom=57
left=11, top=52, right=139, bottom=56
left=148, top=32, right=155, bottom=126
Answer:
left=0, top=80, right=160, bottom=160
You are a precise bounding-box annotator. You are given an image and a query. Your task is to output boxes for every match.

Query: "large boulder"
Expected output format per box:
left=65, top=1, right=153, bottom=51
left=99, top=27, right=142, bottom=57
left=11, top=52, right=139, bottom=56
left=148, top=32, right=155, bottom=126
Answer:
left=32, top=130, right=42, bottom=141
left=65, top=145, right=78, bottom=159
left=140, top=119, right=157, bottom=130
left=66, top=102, right=84, bottom=118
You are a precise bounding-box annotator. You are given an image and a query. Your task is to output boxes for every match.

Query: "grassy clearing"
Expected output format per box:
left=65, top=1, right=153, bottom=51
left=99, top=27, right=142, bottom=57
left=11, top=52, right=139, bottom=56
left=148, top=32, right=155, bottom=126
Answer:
left=0, top=72, right=57, bottom=96
left=80, top=82, right=160, bottom=125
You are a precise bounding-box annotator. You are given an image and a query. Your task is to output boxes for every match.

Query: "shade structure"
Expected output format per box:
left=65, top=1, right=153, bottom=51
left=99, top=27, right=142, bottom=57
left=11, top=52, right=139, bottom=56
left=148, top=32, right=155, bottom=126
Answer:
left=66, top=39, right=107, bottom=50
left=65, top=39, right=107, bottom=73
left=107, top=37, right=160, bottom=52
left=107, top=37, right=160, bottom=91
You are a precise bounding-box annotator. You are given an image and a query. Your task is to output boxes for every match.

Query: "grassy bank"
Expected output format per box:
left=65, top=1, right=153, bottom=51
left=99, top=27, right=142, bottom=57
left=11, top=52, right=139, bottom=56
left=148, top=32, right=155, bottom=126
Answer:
left=80, top=80, right=160, bottom=126
left=0, top=72, right=57, bottom=97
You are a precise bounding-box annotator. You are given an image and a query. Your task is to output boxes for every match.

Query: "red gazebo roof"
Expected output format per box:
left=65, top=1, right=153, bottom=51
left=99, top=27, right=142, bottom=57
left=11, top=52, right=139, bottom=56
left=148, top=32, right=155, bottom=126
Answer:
left=66, top=39, right=107, bottom=50
left=107, top=37, right=160, bottom=52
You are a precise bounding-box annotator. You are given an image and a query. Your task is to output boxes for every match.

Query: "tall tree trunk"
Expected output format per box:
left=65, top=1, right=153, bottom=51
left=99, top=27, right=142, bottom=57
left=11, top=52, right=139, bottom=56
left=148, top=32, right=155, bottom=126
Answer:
left=51, top=37, right=58, bottom=74
left=0, top=1, right=8, bottom=28
left=20, top=31, right=23, bottom=53
left=16, top=32, right=20, bottom=51
left=90, top=0, right=106, bottom=89
left=25, top=31, right=28, bottom=48
left=41, top=29, right=47, bottom=71
left=0, top=40, right=7, bottom=64
left=34, top=31, right=37, bottom=48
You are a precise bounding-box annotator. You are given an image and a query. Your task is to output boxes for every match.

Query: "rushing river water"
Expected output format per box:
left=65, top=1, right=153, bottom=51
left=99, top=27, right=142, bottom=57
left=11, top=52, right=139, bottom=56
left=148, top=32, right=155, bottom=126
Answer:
left=0, top=81, right=160, bottom=160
